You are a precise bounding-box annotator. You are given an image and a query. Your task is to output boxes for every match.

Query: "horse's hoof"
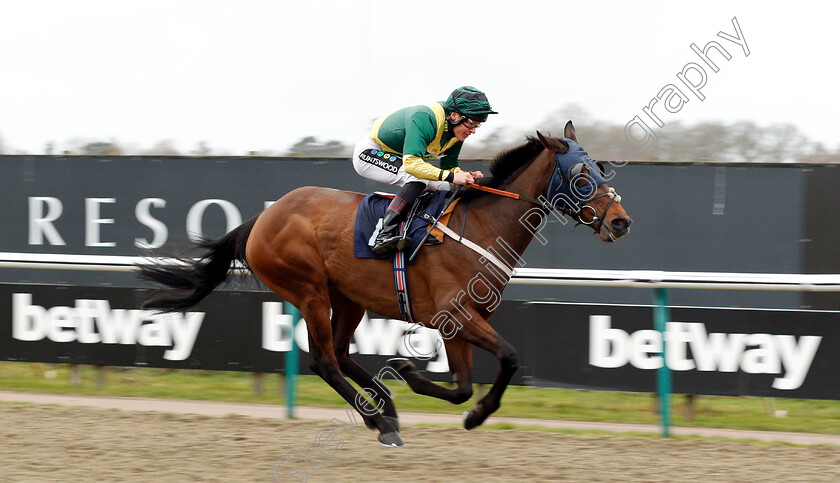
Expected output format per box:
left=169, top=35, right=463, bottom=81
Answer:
left=378, top=431, right=404, bottom=447
left=387, top=357, right=416, bottom=374
left=463, top=409, right=483, bottom=430
left=384, top=415, right=400, bottom=433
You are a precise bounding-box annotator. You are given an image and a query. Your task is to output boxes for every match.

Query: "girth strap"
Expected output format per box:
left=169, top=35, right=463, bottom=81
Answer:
left=392, top=223, right=415, bottom=323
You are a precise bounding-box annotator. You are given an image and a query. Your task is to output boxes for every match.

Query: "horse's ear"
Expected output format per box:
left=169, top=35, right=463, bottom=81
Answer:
left=536, top=131, right=569, bottom=154
left=564, top=120, right=577, bottom=141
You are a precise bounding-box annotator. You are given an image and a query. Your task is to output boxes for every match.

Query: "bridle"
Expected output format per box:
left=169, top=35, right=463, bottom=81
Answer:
left=465, top=149, right=624, bottom=239
left=581, top=186, right=622, bottom=241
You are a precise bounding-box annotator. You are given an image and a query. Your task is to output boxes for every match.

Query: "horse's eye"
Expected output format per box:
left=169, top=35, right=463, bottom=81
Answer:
left=568, top=162, right=584, bottom=181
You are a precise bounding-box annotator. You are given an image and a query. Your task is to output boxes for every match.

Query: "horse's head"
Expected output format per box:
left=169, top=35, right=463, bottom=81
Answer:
left=537, top=122, right=632, bottom=242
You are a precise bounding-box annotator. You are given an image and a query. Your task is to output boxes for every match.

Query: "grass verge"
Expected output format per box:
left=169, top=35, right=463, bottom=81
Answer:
left=1, top=362, right=839, bottom=435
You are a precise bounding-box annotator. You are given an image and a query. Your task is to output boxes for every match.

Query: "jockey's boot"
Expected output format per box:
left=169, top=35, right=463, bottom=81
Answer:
left=371, top=181, right=425, bottom=255
left=371, top=209, right=408, bottom=255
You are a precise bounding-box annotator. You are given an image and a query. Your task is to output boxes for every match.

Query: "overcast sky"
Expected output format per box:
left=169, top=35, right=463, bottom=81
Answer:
left=0, top=0, right=837, bottom=155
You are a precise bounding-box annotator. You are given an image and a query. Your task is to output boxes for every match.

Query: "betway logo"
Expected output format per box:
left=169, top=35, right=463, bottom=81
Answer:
left=12, top=293, right=203, bottom=361
left=262, top=302, right=448, bottom=373
left=589, top=315, right=821, bottom=390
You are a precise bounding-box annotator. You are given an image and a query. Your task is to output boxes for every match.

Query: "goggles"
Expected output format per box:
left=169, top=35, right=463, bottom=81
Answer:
left=451, top=113, right=484, bottom=129
left=462, top=117, right=483, bottom=129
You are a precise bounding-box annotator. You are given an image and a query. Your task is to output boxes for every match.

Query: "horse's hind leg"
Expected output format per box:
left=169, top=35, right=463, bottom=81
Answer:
left=261, top=280, right=402, bottom=446
left=388, top=336, right=474, bottom=405
left=329, top=288, right=399, bottom=430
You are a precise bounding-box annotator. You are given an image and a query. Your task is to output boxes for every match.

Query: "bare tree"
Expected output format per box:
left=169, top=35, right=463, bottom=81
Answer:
left=280, top=106, right=831, bottom=165
left=191, top=141, right=213, bottom=156
left=144, top=139, right=180, bottom=156
left=286, top=136, right=351, bottom=157
left=761, top=124, right=807, bottom=163
left=82, top=141, right=123, bottom=155
left=461, top=125, right=522, bottom=159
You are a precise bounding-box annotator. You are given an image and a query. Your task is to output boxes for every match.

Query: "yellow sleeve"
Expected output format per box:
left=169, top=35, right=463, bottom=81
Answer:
left=403, top=155, right=455, bottom=182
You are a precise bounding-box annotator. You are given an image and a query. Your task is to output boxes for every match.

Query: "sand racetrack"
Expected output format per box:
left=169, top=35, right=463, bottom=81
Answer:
left=2, top=404, right=839, bottom=482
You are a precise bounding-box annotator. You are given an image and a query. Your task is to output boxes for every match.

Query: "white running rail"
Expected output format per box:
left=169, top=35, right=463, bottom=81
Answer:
left=2, top=252, right=840, bottom=292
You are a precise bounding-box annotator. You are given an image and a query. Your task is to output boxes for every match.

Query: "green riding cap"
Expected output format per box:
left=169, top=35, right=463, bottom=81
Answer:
left=441, top=86, right=498, bottom=123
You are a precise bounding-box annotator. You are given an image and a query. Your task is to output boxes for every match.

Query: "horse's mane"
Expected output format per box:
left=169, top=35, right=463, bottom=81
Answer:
left=459, top=136, right=544, bottom=201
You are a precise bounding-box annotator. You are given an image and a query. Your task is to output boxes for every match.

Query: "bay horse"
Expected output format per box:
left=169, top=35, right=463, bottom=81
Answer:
left=138, top=121, right=631, bottom=447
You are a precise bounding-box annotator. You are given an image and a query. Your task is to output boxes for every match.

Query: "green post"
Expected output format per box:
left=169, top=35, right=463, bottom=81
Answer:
left=283, top=301, right=300, bottom=419
left=653, top=287, right=672, bottom=438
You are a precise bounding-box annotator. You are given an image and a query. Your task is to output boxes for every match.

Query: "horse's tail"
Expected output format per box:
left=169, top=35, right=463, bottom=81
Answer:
left=138, top=215, right=259, bottom=313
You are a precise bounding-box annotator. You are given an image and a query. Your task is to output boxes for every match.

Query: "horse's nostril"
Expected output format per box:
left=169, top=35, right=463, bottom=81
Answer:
left=612, top=217, right=630, bottom=230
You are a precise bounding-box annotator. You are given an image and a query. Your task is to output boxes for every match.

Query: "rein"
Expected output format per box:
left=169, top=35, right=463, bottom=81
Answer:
left=465, top=180, right=621, bottom=239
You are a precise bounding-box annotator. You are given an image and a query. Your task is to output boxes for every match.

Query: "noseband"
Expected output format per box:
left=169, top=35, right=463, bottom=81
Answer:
left=551, top=182, right=622, bottom=238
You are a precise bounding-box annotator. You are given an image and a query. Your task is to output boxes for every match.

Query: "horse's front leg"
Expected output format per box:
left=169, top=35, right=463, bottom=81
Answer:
left=388, top=336, right=474, bottom=405
left=454, top=315, right=519, bottom=430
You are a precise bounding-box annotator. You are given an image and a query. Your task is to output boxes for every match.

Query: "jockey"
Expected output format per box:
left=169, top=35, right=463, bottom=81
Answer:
left=352, top=86, right=497, bottom=254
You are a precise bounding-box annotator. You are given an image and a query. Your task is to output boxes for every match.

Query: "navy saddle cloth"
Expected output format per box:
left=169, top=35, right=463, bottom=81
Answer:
left=354, top=190, right=450, bottom=263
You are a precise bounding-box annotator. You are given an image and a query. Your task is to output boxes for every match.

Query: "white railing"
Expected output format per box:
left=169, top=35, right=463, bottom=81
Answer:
left=513, top=268, right=840, bottom=292
left=2, top=252, right=840, bottom=292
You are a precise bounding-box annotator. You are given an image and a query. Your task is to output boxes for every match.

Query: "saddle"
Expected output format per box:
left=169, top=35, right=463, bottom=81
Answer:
left=353, top=189, right=459, bottom=263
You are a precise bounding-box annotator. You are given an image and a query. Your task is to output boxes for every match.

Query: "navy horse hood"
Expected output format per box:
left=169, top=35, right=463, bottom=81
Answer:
left=546, top=138, right=606, bottom=212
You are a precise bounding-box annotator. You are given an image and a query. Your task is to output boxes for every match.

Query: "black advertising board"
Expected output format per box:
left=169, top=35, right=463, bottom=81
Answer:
left=4, top=155, right=839, bottom=309
left=510, top=302, right=840, bottom=400
left=3, top=284, right=838, bottom=400
left=2, top=285, right=277, bottom=371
